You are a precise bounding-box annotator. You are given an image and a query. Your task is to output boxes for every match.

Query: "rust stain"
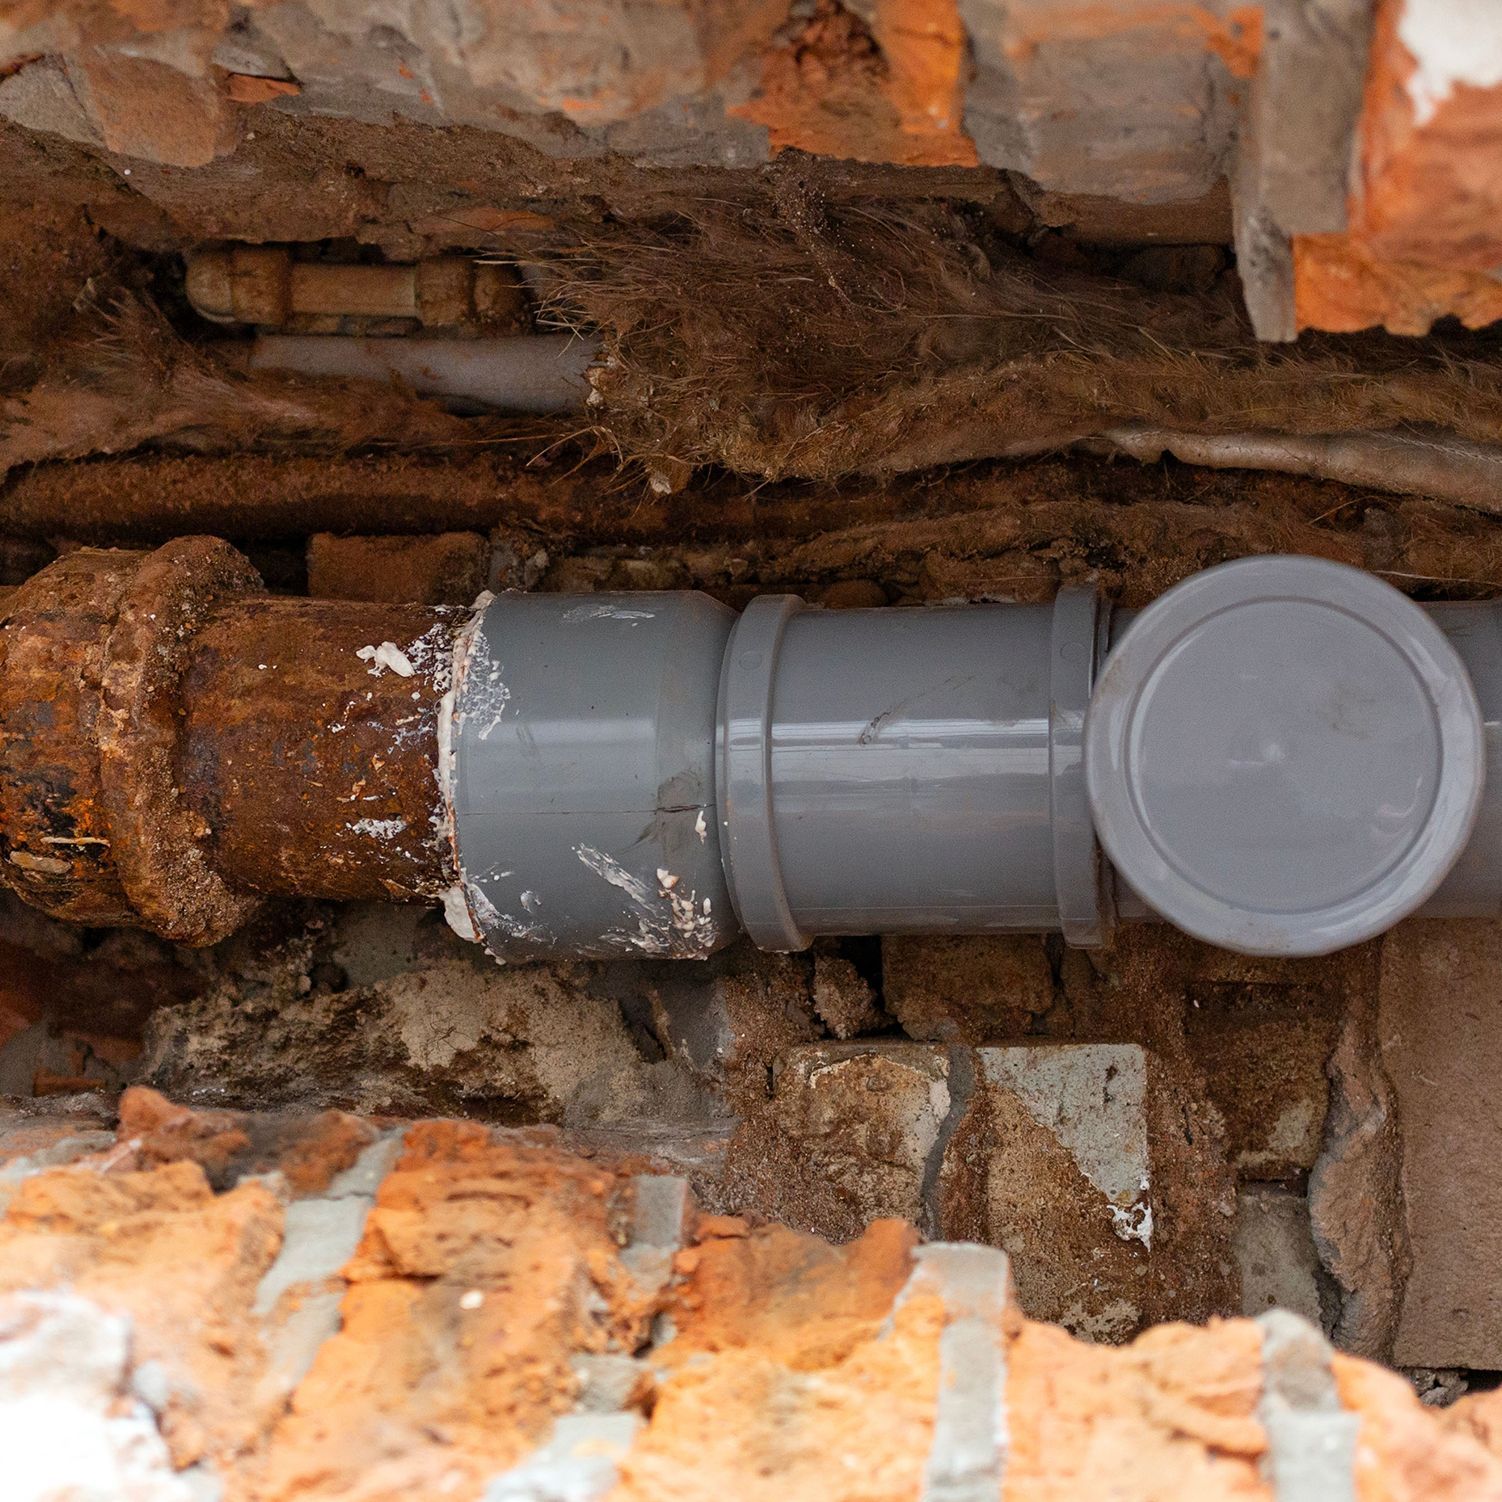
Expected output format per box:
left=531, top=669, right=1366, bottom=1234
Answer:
left=729, top=0, right=977, bottom=168
left=1001, top=2, right=1265, bottom=78
left=1292, top=0, right=1502, bottom=334
left=225, top=73, right=302, bottom=105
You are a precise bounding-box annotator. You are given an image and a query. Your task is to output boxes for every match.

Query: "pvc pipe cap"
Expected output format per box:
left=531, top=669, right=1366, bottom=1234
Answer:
left=1085, top=556, right=1484, bottom=956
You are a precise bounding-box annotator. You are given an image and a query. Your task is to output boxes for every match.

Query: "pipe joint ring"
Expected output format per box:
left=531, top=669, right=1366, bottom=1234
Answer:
left=716, top=594, right=808, bottom=951
left=1049, top=583, right=1114, bottom=948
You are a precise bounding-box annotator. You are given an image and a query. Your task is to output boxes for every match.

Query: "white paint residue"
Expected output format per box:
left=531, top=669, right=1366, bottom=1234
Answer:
left=1398, top=0, right=1502, bottom=124
left=574, top=845, right=720, bottom=956
left=561, top=603, right=656, bottom=624
left=1111, top=1199, right=1154, bottom=1248
left=694, top=809, right=707, bottom=842
left=433, top=593, right=491, bottom=871
left=442, top=885, right=479, bottom=942
left=453, top=615, right=512, bottom=742
left=350, top=818, right=406, bottom=839
left=356, top=641, right=415, bottom=677
left=466, top=879, right=546, bottom=945
left=520, top=889, right=541, bottom=913
left=476, top=671, right=512, bottom=739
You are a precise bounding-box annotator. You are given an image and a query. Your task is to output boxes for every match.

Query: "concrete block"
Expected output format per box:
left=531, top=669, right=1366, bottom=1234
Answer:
left=1379, top=921, right=1502, bottom=1368
left=410, top=0, right=786, bottom=127
left=776, top=1041, right=1155, bottom=1339
left=1235, top=1186, right=1323, bottom=1324
left=959, top=0, right=1243, bottom=201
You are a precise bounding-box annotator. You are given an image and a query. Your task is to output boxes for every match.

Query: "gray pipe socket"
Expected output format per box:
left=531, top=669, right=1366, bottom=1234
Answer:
left=449, top=557, right=1500, bottom=961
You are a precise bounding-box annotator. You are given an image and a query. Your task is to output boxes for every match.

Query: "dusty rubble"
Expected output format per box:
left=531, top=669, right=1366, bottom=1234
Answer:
left=0, top=1089, right=1499, bottom=1502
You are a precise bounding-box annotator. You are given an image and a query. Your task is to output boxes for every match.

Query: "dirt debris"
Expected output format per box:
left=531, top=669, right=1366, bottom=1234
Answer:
left=551, top=200, right=1502, bottom=483
left=0, top=1095, right=1499, bottom=1500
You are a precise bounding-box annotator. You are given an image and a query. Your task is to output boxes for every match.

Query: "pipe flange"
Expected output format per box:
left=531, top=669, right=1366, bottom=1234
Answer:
left=98, top=537, right=267, bottom=944
left=0, top=551, right=141, bottom=925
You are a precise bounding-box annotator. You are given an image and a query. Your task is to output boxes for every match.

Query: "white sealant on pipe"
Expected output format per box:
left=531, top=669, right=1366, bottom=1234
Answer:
left=436, top=592, right=494, bottom=944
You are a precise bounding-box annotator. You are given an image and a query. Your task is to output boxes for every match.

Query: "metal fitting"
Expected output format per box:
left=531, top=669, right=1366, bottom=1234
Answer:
left=184, top=245, right=527, bottom=334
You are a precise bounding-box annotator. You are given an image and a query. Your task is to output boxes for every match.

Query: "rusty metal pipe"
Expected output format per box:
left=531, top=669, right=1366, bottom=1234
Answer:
left=0, top=539, right=459, bottom=944
left=180, top=598, right=461, bottom=904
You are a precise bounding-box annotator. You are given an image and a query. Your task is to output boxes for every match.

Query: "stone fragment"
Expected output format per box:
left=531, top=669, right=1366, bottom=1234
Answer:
left=1379, top=920, right=1502, bottom=1369
left=642, top=950, right=819, bottom=1105
left=1308, top=984, right=1406, bottom=1362
left=1183, top=976, right=1339, bottom=1179
left=0, top=58, right=101, bottom=150
left=775, top=1041, right=1155, bottom=1338
left=1235, top=1185, right=1324, bottom=1324
left=775, top=1043, right=951, bottom=1227
left=882, top=934, right=1052, bottom=1043
left=811, top=947, right=884, bottom=1039
left=68, top=48, right=234, bottom=167
left=0, top=1291, right=196, bottom=1502
left=943, top=1044, right=1153, bottom=1340
left=143, top=918, right=715, bottom=1127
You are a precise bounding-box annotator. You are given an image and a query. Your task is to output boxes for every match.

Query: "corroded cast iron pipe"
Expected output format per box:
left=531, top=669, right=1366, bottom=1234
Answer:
left=0, top=539, right=459, bottom=944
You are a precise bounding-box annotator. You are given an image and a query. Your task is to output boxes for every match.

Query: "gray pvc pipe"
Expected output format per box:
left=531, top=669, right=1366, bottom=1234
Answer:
left=452, top=584, right=1110, bottom=960
left=449, top=564, right=1502, bottom=962
left=247, top=332, right=599, bottom=414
